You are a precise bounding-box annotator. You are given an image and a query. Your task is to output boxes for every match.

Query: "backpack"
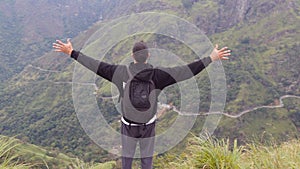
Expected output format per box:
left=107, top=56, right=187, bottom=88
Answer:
left=120, top=66, right=157, bottom=124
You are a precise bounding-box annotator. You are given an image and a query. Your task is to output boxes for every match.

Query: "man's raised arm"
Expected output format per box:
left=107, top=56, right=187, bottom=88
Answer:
left=154, top=44, right=231, bottom=89
left=52, top=39, right=119, bottom=82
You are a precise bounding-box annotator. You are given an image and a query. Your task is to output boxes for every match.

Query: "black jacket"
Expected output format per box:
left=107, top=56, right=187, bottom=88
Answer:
left=71, top=50, right=212, bottom=123
left=71, top=50, right=212, bottom=95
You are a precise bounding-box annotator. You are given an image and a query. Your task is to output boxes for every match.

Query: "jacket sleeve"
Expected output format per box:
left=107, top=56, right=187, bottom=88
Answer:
left=154, top=57, right=212, bottom=89
left=71, top=50, right=119, bottom=82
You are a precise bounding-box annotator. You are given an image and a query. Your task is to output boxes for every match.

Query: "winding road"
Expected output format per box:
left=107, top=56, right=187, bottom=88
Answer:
left=102, top=95, right=300, bottom=119
left=26, top=64, right=300, bottom=119
left=27, top=64, right=64, bottom=73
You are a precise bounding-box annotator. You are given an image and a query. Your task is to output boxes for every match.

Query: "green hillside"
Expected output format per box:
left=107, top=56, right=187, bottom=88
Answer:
left=0, top=0, right=109, bottom=82
left=0, top=135, right=116, bottom=169
left=0, top=0, right=299, bottom=166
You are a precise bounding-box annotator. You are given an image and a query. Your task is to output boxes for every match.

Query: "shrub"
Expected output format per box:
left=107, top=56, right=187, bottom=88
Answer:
left=168, top=135, right=243, bottom=169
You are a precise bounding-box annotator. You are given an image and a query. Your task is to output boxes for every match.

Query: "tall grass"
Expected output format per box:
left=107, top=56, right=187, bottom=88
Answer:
left=0, top=136, right=116, bottom=169
left=0, top=136, right=30, bottom=169
left=156, top=135, right=300, bottom=169
left=171, top=136, right=243, bottom=169
left=2, top=134, right=299, bottom=168
left=242, top=139, right=300, bottom=169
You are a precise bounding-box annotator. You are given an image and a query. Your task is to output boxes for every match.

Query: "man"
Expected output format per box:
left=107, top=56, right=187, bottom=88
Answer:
left=53, top=39, right=231, bottom=169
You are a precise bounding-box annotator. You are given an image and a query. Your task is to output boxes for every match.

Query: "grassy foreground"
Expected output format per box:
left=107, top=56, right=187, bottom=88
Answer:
left=0, top=135, right=115, bottom=169
left=1, top=134, right=300, bottom=168
left=154, top=135, right=300, bottom=169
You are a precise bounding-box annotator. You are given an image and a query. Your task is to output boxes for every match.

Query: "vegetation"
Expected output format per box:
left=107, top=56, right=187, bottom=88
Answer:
left=0, top=1, right=107, bottom=82
left=0, top=136, right=31, bottom=169
left=1, top=134, right=300, bottom=168
left=0, top=135, right=116, bottom=169
left=154, top=135, right=300, bottom=169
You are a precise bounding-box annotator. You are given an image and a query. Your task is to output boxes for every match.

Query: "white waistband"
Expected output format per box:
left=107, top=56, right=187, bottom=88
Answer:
left=121, top=115, right=156, bottom=126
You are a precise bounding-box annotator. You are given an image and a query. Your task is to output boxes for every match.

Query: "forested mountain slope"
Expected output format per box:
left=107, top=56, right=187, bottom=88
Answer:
left=0, top=0, right=111, bottom=81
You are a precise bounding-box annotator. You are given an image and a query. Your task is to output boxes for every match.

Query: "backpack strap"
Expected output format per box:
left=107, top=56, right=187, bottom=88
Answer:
left=126, top=66, right=133, bottom=80
left=118, top=66, right=133, bottom=102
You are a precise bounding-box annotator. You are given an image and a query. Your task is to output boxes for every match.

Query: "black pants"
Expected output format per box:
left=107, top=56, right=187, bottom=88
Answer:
left=121, top=122, right=155, bottom=169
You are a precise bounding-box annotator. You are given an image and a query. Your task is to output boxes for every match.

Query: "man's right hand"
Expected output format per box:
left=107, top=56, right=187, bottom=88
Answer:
left=210, top=44, right=231, bottom=62
left=53, top=38, right=73, bottom=56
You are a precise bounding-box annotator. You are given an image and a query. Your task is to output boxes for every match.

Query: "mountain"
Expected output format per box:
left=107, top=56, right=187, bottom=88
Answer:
left=0, top=0, right=112, bottom=82
left=0, top=0, right=299, bottom=164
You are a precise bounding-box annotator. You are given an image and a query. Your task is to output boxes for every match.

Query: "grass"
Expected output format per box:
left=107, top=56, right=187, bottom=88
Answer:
left=155, top=134, right=300, bottom=169
left=242, top=139, right=300, bottom=169
left=172, top=136, right=242, bottom=169
left=0, top=135, right=116, bottom=169
left=0, top=136, right=31, bottom=169
left=2, top=134, right=300, bottom=169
